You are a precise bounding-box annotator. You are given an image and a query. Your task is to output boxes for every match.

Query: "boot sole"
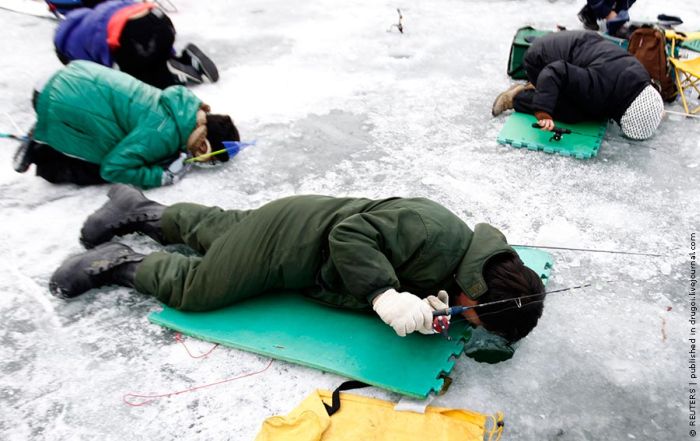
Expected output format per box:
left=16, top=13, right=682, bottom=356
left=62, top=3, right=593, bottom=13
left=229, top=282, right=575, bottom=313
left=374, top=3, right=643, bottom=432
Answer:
left=50, top=243, right=137, bottom=298
left=168, top=60, right=203, bottom=84
left=81, top=185, right=162, bottom=248
left=491, top=84, right=526, bottom=117
left=184, top=43, right=219, bottom=83
left=81, top=185, right=146, bottom=248
left=491, top=91, right=512, bottom=116
left=13, top=140, right=34, bottom=173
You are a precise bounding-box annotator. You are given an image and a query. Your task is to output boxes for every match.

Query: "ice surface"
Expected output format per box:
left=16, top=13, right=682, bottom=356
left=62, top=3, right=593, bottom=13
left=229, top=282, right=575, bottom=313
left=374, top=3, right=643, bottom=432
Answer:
left=1, top=0, right=699, bottom=439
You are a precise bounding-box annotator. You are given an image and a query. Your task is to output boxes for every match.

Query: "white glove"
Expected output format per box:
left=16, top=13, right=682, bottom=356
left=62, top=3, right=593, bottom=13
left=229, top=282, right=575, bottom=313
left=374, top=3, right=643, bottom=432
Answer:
left=424, top=290, right=449, bottom=313
left=161, top=152, right=192, bottom=186
left=373, top=288, right=434, bottom=337
left=422, top=290, right=450, bottom=334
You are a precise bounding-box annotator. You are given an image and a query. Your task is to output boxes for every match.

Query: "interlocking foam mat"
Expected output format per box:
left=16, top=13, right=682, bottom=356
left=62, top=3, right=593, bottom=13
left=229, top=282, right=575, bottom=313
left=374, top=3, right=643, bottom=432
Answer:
left=497, top=111, right=607, bottom=159
left=149, top=246, right=553, bottom=397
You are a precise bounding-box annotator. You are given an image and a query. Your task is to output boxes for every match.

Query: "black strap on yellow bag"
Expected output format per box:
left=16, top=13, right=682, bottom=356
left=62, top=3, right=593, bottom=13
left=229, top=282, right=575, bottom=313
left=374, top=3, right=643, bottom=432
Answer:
left=323, top=381, right=370, bottom=416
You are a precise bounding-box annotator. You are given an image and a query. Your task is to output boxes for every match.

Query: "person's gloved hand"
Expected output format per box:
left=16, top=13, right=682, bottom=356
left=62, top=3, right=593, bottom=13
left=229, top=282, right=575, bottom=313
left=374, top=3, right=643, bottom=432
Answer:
left=424, top=290, right=450, bottom=317
left=161, top=152, right=192, bottom=186
left=422, top=290, right=450, bottom=334
left=372, top=288, right=434, bottom=337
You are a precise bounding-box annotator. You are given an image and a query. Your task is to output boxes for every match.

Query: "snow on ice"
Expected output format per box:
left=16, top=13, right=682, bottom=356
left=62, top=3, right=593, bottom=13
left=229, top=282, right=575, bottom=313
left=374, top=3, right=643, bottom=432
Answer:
left=1, top=0, right=699, bottom=439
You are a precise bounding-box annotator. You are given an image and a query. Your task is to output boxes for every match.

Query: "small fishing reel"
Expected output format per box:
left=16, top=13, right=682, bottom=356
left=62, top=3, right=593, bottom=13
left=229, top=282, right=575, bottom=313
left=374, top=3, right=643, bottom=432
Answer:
left=531, top=123, right=571, bottom=142
left=432, top=316, right=451, bottom=340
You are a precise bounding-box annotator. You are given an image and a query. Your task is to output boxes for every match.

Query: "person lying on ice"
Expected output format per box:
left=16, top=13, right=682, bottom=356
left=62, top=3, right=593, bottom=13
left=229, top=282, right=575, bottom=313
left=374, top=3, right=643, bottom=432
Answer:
left=53, top=0, right=218, bottom=88
left=491, top=30, right=664, bottom=141
left=50, top=185, right=547, bottom=343
left=12, top=61, right=239, bottom=188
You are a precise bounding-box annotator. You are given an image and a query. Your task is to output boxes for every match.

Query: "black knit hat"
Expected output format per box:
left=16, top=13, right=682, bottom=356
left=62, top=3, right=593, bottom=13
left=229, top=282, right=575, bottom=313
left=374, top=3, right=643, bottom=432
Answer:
left=205, top=114, right=240, bottom=162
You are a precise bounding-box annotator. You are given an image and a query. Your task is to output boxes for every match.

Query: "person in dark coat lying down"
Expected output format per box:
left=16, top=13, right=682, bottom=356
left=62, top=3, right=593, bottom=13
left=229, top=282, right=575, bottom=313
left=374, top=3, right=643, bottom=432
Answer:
left=492, top=30, right=664, bottom=141
left=50, top=185, right=547, bottom=343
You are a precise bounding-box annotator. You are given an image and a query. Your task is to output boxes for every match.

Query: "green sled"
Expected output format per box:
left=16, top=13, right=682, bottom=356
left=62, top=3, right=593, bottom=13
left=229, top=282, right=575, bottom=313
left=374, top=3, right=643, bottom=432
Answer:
left=149, top=246, right=553, bottom=398
left=507, top=26, right=551, bottom=80
left=497, top=111, right=607, bottom=159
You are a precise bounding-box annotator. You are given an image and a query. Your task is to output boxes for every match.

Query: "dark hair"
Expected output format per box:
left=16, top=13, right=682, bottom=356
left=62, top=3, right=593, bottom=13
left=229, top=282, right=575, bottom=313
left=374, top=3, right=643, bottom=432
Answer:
left=205, top=114, right=240, bottom=162
left=477, top=254, right=546, bottom=342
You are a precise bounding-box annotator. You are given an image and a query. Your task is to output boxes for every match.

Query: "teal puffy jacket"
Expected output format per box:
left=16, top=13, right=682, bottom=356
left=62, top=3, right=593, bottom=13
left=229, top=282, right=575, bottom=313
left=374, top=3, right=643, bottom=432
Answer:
left=33, top=61, right=202, bottom=188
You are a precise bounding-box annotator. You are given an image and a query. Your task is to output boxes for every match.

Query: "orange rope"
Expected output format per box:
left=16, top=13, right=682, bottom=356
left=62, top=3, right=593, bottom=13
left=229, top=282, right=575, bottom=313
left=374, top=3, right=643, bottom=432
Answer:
left=175, top=332, right=219, bottom=358
left=123, top=333, right=272, bottom=406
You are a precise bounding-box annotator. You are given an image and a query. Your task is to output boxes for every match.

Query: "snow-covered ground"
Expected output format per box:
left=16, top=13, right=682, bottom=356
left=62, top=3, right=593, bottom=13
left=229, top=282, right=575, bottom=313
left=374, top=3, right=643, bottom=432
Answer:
left=1, top=0, right=699, bottom=439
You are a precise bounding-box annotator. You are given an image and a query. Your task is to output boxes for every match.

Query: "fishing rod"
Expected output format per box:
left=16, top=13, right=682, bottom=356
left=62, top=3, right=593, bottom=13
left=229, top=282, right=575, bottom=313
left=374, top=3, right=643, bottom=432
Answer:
left=430, top=283, right=592, bottom=339
left=665, top=110, right=700, bottom=120
left=511, top=244, right=664, bottom=258
left=530, top=123, right=597, bottom=142
left=0, top=132, right=28, bottom=141
left=432, top=283, right=592, bottom=317
left=185, top=140, right=255, bottom=163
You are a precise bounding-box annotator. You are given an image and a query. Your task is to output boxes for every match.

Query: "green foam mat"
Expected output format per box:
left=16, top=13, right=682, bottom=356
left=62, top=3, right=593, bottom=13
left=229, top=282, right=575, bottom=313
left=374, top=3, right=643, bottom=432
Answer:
left=513, top=245, right=552, bottom=283
left=497, top=112, right=607, bottom=159
left=149, top=247, right=553, bottom=397
left=600, top=33, right=628, bottom=50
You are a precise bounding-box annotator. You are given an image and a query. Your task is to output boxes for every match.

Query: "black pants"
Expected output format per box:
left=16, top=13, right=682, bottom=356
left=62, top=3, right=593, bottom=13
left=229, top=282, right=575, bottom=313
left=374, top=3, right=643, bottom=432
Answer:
left=586, top=0, right=636, bottom=19
left=31, top=83, right=105, bottom=186
left=112, top=9, right=179, bottom=89
left=32, top=143, right=106, bottom=186
left=513, top=89, right=592, bottom=124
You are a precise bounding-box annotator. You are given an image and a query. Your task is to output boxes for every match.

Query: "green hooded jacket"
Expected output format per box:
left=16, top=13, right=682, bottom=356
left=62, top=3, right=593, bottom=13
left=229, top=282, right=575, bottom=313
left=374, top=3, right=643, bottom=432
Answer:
left=33, top=61, right=202, bottom=189
left=141, top=195, right=518, bottom=311
left=309, top=197, right=518, bottom=308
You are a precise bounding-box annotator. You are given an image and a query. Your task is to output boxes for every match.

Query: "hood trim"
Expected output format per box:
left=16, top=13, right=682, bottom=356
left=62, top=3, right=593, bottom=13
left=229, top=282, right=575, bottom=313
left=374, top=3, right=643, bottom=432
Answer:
left=454, top=223, right=517, bottom=299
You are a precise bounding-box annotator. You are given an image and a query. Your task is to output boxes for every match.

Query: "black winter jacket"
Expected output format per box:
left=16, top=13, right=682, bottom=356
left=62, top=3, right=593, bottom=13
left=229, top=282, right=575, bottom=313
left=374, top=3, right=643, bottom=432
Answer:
left=524, top=30, right=649, bottom=122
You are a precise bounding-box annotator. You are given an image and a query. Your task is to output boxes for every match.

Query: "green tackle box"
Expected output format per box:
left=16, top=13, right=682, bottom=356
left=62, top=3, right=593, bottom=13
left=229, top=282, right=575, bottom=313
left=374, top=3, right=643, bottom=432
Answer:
left=507, top=27, right=628, bottom=80
left=507, top=26, right=551, bottom=79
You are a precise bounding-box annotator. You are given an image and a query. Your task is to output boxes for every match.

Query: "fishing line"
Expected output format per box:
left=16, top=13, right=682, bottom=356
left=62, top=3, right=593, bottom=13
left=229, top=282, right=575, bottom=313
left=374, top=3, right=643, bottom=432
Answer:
left=433, top=283, right=592, bottom=317
left=665, top=109, right=700, bottom=119
left=4, top=112, right=22, bottom=134
left=510, top=244, right=665, bottom=257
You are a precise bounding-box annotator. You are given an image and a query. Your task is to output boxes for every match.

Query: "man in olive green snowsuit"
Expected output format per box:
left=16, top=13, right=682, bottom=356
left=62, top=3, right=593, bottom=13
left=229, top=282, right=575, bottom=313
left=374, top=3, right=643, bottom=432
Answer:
left=51, top=186, right=546, bottom=342
left=13, top=60, right=239, bottom=188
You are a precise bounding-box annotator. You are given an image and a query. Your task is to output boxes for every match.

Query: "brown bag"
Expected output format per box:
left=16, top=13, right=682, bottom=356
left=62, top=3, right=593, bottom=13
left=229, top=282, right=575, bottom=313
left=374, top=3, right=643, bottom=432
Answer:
left=628, top=27, right=677, bottom=102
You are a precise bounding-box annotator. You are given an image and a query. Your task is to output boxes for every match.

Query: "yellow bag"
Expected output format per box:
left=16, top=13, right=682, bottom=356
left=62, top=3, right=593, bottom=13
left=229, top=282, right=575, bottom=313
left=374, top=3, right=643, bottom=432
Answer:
left=256, top=384, right=503, bottom=441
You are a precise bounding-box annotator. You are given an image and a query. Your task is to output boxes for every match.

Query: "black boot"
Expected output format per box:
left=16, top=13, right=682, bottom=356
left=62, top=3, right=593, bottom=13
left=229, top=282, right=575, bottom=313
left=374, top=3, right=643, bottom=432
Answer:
left=167, top=59, right=203, bottom=85
left=13, top=137, right=40, bottom=173
left=80, top=185, right=166, bottom=248
left=577, top=4, right=599, bottom=31
left=49, top=243, right=144, bottom=298
left=182, top=43, right=219, bottom=83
